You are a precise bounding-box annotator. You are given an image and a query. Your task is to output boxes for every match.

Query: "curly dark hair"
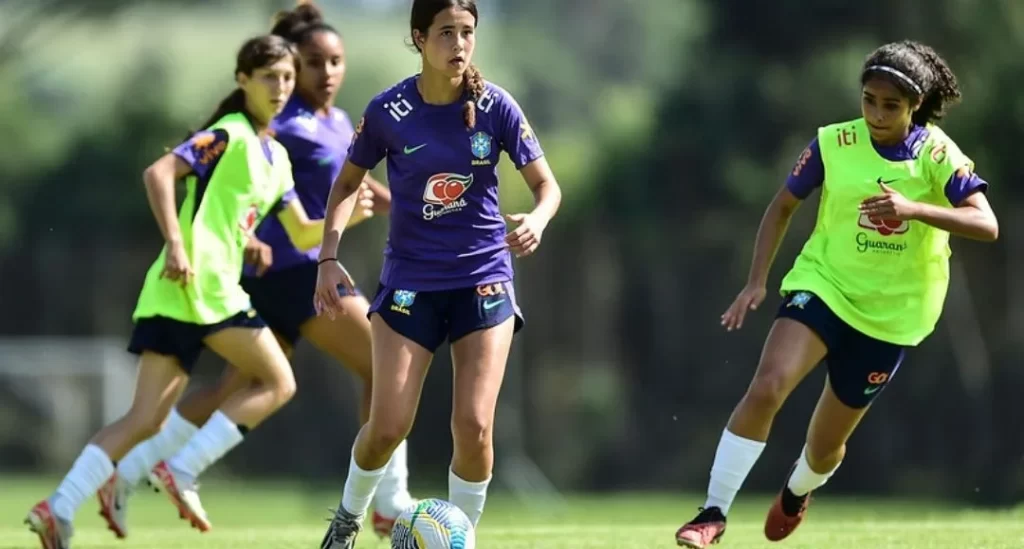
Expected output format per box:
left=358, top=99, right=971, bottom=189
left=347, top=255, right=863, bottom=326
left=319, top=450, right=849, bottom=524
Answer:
left=861, top=40, right=962, bottom=126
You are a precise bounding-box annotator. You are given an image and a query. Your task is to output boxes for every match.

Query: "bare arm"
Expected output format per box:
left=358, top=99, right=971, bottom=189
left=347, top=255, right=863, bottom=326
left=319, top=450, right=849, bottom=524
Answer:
left=277, top=200, right=326, bottom=252
left=518, top=157, right=561, bottom=227
left=318, top=161, right=368, bottom=261
left=746, top=185, right=803, bottom=287
left=142, top=153, right=193, bottom=244
left=503, top=157, right=562, bottom=258
left=911, top=192, right=998, bottom=242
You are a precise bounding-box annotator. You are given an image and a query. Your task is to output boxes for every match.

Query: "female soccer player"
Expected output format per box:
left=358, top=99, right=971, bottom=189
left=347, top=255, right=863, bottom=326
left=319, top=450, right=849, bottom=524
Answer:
left=675, top=40, right=998, bottom=548
left=100, top=2, right=416, bottom=539
left=24, top=35, right=354, bottom=548
left=314, top=0, right=561, bottom=546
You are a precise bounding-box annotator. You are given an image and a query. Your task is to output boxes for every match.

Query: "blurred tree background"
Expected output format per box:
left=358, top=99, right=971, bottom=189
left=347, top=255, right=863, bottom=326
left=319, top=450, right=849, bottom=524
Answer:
left=1, top=0, right=1022, bottom=505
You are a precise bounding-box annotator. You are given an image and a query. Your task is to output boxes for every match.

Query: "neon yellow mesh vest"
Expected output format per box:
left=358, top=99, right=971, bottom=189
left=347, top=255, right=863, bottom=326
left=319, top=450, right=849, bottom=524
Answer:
left=133, top=113, right=295, bottom=324
left=780, top=118, right=972, bottom=346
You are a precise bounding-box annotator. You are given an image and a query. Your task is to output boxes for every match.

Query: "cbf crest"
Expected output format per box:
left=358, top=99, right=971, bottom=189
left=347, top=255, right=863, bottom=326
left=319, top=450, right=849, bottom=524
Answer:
left=390, top=290, right=417, bottom=316
left=787, top=291, right=813, bottom=309
left=470, top=131, right=492, bottom=166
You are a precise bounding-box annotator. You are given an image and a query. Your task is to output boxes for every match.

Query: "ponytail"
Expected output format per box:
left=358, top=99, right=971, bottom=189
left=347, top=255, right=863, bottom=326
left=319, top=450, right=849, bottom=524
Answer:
left=194, top=89, right=246, bottom=136
left=462, top=64, right=485, bottom=129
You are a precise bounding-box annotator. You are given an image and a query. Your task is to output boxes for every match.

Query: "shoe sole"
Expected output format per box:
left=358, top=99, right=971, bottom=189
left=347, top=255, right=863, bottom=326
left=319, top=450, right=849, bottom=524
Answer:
left=24, top=510, right=59, bottom=549
left=676, top=530, right=724, bottom=548
left=152, top=465, right=211, bottom=533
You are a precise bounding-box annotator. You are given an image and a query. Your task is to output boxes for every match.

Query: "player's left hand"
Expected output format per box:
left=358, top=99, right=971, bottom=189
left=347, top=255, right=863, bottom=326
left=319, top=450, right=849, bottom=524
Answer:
left=244, top=235, right=273, bottom=277
left=505, top=213, right=545, bottom=258
left=859, top=181, right=920, bottom=220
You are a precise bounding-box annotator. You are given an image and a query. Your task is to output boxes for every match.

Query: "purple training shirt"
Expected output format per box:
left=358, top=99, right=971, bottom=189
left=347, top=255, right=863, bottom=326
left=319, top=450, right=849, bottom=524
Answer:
left=348, top=76, right=545, bottom=291
left=786, top=124, right=988, bottom=204
left=242, top=95, right=356, bottom=276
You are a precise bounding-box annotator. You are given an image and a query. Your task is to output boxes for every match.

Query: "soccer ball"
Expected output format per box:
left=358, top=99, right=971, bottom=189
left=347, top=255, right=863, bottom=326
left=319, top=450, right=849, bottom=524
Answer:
left=390, top=499, right=476, bottom=549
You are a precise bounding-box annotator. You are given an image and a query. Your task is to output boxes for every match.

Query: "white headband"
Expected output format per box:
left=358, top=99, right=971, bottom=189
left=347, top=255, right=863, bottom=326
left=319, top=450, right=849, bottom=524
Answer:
left=865, top=65, right=924, bottom=95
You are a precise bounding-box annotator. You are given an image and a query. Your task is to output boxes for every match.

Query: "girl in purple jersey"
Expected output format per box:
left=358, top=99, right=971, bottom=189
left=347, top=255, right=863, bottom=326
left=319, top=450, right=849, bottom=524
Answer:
left=314, top=0, right=562, bottom=546
left=99, top=2, right=416, bottom=540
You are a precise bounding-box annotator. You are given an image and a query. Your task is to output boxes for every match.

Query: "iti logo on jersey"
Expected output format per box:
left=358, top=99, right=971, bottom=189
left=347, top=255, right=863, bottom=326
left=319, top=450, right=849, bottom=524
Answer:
left=470, top=132, right=492, bottom=166
left=239, top=204, right=260, bottom=234
left=423, top=173, right=474, bottom=221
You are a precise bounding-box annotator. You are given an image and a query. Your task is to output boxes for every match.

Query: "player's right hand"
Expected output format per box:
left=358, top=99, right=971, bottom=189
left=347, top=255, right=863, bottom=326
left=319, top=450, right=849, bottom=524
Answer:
left=721, top=284, right=766, bottom=332
left=244, top=236, right=274, bottom=277
left=161, top=241, right=193, bottom=287
left=313, top=259, right=356, bottom=320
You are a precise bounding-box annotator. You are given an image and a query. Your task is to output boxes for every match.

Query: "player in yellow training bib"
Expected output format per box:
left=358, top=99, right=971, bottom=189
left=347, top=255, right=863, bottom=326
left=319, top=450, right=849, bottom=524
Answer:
left=25, top=35, right=342, bottom=549
left=675, top=41, right=999, bottom=549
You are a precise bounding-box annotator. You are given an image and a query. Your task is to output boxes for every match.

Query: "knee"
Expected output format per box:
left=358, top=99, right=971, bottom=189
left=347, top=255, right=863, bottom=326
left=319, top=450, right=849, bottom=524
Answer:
left=277, top=371, right=297, bottom=405
left=124, top=407, right=168, bottom=442
left=365, top=417, right=412, bottom=456
left=742, top=368, right=791, bottom=415
left=451, top=410, right=493, bottom=452
left=806, top=441, right=846, bottom=470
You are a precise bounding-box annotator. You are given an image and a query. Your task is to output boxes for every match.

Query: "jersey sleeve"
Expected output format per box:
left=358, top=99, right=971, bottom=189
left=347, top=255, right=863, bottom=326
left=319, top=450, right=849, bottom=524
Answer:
left=172, top=129, right=230, bottom=181
left=924, top=133, right=975, bottom=205
left=496, top=89, right=544, bottom=169
left=271, top=144, right=297, bottom=214
left=785, top=137, right=824, bottom=199
left=347, top=104, right=387, bottom=170
left=943, top=167, right=989, bottom=205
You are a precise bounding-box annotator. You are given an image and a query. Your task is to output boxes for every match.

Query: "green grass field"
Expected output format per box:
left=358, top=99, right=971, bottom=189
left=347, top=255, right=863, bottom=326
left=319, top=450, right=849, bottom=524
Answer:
left=3, top=477, right=1023, bottom=548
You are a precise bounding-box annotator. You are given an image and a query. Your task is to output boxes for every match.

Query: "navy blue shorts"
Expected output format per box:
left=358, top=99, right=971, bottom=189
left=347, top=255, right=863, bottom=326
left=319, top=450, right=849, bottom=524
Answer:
left=240, top=262, right=362, bottom=346
left=127, top=309, right=267, bottom=374
left=776, top=290, right=905, bottom=409
left=368, top=282, right=524, bottom=353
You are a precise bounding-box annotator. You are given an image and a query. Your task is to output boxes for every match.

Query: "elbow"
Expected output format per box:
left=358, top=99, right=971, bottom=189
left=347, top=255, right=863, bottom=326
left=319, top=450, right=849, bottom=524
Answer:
left=142, top=165, right=160, bottom=189
left=980, top=220, right=999, bottom=242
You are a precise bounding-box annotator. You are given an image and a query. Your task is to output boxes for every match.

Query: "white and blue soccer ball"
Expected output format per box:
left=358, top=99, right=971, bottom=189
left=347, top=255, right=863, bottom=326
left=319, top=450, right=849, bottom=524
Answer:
left=390, top=499, right=476, bottom=549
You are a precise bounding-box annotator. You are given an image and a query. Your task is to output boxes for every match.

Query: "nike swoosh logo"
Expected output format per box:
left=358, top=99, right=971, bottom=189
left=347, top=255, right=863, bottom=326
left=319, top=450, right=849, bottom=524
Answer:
left=877, top=177, right=899, bottom=185
left=863, top=386, right=882, bottom=395
left=404, top=143, right=427, bottom=154
left=483, top=299, right=505, bottom=311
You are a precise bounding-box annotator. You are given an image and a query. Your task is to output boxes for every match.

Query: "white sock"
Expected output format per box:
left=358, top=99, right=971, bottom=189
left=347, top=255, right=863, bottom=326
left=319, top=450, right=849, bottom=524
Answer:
left=448, top=468, right=490, bottom=527
left=167, top=411, right=244, bottom=479
left=704, top=429, right=767, bottom=515
left=341, top=450, right=388, bottom=516
left=787, top=445, right=840, bottom=496
left=375, top=439, right=411, bottom=510
left=118, top=408, right=199, bottom=486
left=51, top=444, right=115, bottom=521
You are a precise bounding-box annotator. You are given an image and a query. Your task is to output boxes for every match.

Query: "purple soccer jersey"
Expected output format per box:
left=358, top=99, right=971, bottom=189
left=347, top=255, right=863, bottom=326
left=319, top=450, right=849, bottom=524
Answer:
left=348, top=77, right=545, bottom=291
left=242, top=95, right=356, bottom=276
left=786, top=124, right=988, bottom=204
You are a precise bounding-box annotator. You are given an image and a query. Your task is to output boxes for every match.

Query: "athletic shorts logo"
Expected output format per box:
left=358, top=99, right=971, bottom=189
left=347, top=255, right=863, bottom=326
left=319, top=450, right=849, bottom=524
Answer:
left=390, top=290, right=416, bottom=316
left=864, top=371, right=890, bottom=395
left=422, top=173, right=474, bottom=221
left=476, top=283, right=506, bottom=297
left=787, top=291, right=813, bottom=309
